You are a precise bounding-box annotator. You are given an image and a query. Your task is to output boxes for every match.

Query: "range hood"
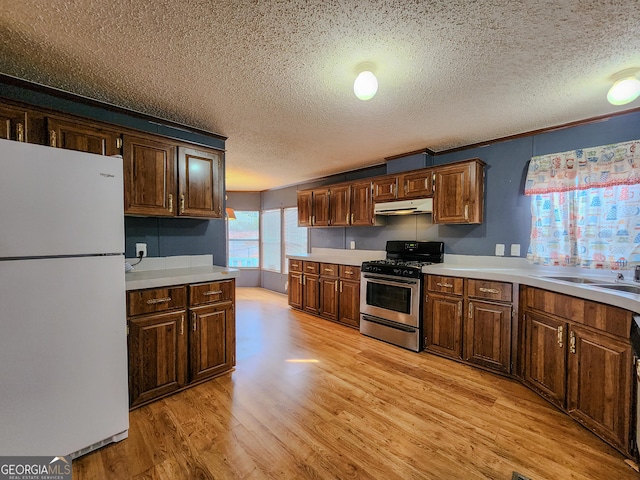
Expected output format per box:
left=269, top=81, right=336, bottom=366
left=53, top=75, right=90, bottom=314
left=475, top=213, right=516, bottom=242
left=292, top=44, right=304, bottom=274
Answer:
left=374, top=198, right=433, bottom=215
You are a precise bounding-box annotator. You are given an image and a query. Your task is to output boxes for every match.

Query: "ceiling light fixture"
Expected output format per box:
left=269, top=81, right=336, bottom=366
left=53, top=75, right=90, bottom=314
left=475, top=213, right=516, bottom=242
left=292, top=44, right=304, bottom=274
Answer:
left=353, top=63, right=378, bottom=101
left=607, top=68, right=640, bottom=105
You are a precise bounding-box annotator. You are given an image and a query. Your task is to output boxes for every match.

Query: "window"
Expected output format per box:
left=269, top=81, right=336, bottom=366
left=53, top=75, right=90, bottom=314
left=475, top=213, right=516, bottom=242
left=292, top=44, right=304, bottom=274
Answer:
left=525, top=140, right=640, bottom=268
left=284, top=207, right=308, bottom=273
left=261, top=209, right=281, bottom=272
left=228, top=211, right=259, bottom=268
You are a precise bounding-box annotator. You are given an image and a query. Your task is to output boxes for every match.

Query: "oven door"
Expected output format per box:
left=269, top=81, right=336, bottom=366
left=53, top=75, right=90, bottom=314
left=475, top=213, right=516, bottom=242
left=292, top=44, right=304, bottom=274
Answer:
left=360, top=272, right=421, bottom=328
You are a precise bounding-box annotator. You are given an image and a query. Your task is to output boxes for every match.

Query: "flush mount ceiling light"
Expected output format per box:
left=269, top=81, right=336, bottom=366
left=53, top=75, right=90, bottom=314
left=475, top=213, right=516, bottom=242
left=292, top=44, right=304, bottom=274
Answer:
left=353, top=63, right=378, bottom=101
left=607, top=68, right=640, bottom=105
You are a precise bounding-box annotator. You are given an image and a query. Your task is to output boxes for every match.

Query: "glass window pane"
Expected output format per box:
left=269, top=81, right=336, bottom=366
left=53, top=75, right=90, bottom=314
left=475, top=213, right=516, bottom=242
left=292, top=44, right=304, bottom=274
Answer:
left=284, top=207, right=307, bottom=274
left=261, top=209, right=281, bottom=272
left=228, top=211, right=259, bottom=268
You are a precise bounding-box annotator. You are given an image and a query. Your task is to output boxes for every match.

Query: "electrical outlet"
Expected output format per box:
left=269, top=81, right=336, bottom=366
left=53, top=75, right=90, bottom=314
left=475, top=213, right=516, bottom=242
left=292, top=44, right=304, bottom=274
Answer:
left=510, top=244, right=521, bottom=256
left=135, top=243, right=147, bottom=258
left=495, top=244, right=505, bottom=256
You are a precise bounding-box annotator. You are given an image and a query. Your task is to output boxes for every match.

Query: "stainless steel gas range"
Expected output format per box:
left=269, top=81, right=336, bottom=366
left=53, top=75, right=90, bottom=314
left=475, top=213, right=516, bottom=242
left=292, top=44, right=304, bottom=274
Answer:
left=360, top=241, right=444, bottom=352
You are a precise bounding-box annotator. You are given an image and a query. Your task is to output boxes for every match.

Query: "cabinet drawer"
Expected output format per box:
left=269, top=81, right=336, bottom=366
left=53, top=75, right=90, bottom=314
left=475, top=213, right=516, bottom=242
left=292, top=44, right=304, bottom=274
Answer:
left=320, top=263, right=339, bottom=277
left=303, top=261, right=320, bottom=275
left=190, top=280, right=235, bottom=306
left=339, top=264, right=361, bottom=279
left=127, top=286, right=187, bottom=317
left=467, top=279, right=512, bottom=302
left=427, top=275, right=464, bottom=295
left=289, top=259, right=303, bottom=272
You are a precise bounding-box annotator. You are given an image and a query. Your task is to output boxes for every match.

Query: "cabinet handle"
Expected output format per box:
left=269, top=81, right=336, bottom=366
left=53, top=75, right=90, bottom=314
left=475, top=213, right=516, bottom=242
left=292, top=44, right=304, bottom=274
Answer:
left=168, top=194, right=174, bottom=213
left=375, top=184, right=379, bottom=196
left=391, top=183, right=395, bottom=195
left=308, top=215, right=312, bottom=225
left=146, top=297, right=172, bottom=304
left=324, top=268, right=334, bottom=272
left=180, top=315, right=184, bottom=336
left=557, top=325, right=563, bottom=348
left=192, top=311, right=197, bottom=331
left=569, top=330, right=576, bottom=354
left=298, top=275, right=302, bottom=284
left=16, top=123, right=24, bottom=142
left=49, top=129, right=57, bottom=147
left=116, top=137, right=123, bottom=149
left=424, top=178, right=428, bottom=189
left=351, top=213, right=354, bottom=224
left=468, top=302, right=473, bottom=319
left=203, top=290, right=222, bottom=296
left=339, top=281, right=343, bottom=293
left=464, top=204, right=469, bottom=220
left=458, top=301, right=462, bottom=318
left=478, top=287, right=499, bottom=294
left=180, top=194, right=185, bottom=213
left=303, top=276, right=306, bottom=285
left=312, top=215, right=316, bottom=224
left=436, top=282, right=453, bottom=288
left=346, top=213, right=349, bottom=224
left=335, top=280, right=338, bottom=292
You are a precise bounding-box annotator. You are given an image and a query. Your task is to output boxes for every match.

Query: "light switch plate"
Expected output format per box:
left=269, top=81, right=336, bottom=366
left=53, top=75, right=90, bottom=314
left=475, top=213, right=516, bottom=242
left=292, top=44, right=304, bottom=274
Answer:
left=495, top=244, right=505, bottom=256
left=510, top=244, right=521, bottom=256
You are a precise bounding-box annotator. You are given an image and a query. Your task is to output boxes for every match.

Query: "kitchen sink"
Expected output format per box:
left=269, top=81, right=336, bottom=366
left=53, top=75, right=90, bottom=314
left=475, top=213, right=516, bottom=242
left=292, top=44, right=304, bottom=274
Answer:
left=538, top=276, right=604, bottom=284
left=595, top=284, right=640, bottom=295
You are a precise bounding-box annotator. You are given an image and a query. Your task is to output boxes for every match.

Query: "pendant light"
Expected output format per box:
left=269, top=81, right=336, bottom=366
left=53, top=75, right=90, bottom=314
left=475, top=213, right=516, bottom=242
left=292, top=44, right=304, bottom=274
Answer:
left=607, top=68, right=640, bottom=105
left=354, top=63, right=378, bottom=101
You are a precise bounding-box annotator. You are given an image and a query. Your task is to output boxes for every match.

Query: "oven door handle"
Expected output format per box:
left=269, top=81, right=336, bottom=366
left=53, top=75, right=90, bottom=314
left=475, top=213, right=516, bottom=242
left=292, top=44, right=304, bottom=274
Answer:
left=362, top=274, right=419, bottom=286
left=361, top=315, right=417, bottom=333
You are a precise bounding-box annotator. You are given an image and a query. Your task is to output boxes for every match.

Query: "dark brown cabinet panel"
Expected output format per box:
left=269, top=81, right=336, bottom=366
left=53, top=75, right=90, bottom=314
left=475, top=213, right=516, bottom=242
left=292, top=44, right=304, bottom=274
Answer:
left=424, top=293, right=463, bottom=359
left=350, top=181, right=374, bottom=226
left=128, top=311, right=187, bottom=408
left=47, top=116, right=121, bottom=156
left=189, top=302, right=235, bottom=383
left=0, top=104, right=27, bottom=142
left=464, top=300, right=512, bottom=373
left=329, top=184, right=351, bottom=226
left=433, top=159, right=484, bottom=224
left=319, top=276, right=339, bottom=321
left=288, top=271, right=303, bottom=309
left=312, top=188, right=330, bottom=226
left=567, top=325, right=632, bottom=452
left=178, top=146, right=223, bottom=218
left=338, top=279, right=360, bottom=328
left=297, top=190, right=313, bottom=226
left=372, top=176, right=398, bottom=201
left=523, top=310, right=567, bottom=409
left=302, top=262, right=320, bottom=314
left=123, top=134, right=177, bottom=216
left=398, top=169, right=433, bottom=199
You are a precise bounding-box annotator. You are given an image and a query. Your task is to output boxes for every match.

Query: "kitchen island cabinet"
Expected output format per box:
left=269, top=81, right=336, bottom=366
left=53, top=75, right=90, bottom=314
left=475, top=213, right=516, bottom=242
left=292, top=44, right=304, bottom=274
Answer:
left=127, top=278, right=236, bottom=409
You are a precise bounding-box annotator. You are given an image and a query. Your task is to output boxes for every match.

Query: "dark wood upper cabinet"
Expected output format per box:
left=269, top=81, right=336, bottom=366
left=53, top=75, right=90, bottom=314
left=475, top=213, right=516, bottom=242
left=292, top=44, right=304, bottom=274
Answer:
left=47, top=116, right=121, bottom=156
left=311, top=188, right=330, bottom=226
left=350, top=181, right=374, bottom=226
left=178, top=146, right=223, bottom=218
left=398, top=169, right=433, bottom=199
left=297, top=190, right=313, bottom=227
left=329, top=184, right=351, bottom=227
left=0, top=104, right=28, bottom=142
left=123, top=134, right=177, bottom=216
left=433, top=159, right=484, bottom=224
left=372, top=176, right=398, bottom=202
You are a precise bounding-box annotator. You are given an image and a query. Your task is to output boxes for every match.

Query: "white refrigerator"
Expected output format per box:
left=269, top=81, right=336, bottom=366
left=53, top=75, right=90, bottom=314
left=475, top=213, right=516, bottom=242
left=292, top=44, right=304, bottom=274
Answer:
left=0, top=138, right=129, bottom=457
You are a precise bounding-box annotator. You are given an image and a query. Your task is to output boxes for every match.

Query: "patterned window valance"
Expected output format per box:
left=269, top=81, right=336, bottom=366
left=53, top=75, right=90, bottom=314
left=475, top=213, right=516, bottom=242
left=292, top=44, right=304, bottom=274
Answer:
left=524, top=140, right=640, bottom=195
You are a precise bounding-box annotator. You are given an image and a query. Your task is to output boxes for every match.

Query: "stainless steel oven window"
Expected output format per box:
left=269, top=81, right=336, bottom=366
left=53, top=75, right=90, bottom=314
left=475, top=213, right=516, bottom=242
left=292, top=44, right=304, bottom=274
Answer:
left=365, top=282, right=412, bottom=314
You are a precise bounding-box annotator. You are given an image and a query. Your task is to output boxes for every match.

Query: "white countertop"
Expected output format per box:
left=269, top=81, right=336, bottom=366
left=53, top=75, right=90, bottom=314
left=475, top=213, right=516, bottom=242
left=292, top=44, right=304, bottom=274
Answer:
left=125, top=265, right=239, bottom=290
left=288, top=249, right=640, bottom=314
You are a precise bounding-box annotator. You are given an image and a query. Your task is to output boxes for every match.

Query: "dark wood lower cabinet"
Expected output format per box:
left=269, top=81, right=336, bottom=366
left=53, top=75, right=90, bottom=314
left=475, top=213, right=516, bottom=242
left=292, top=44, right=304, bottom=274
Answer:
left=464, top=300, right=512, bottom=373
left=302, top=274, right=320, bottom=314
left=523, top=310, right=567, bottom=409
left=338, top=279, right=360, bottom=328
left=424, top=293, right=463, bottom=359
left=127, top=279, right=236, bottom=409
left=288, top=271, right=303, bottom=309
left=319, top=276, right=339, bottom=321
left=128, top=311, right=187, bottom=408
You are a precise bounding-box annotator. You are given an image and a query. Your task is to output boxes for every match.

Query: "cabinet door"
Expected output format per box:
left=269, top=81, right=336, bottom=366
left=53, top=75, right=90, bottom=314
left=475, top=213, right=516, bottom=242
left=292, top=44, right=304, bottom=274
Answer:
left=567, top=326, right=632, bottom=452
left=312, top=188, right=330, bottom=226
left=464, top=300, right=512, bottom=373
left=47, top=116, right=121, bottom=156
left=178, top=146, right=223, bottom=218
left=329, top=185, right=350, bottom=226
left=189, top=303, right=235, bottom=383
left=523, top=310, right=567, bottom=408
left=372, top=176, right=398, bottom=201
left=433, top=160, right=484, bottom=224
left=128, top=311, right=187, bottom=408
left=297, top=191, right=313, bottom=226
left=424, top=293, right=463, bottom=359
left=0, top=104, right=27, bottom=142
left=338, top=279, right=360, bottom=328
left=288, top=272, right=303, bottom=309
left=350, top=181, right=374, bottom=226
left=399, top=170, right=433, bottom=199
left=123, top=134, right=177, bottom=216
left=319, top=276, right=338, bottom=321
left=303, top=274, right=320, bottom=314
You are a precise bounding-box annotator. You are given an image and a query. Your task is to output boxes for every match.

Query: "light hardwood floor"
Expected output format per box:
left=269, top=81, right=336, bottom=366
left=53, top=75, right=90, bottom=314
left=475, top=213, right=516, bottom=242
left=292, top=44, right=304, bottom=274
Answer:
left=73, top=287, right=639, bottom=479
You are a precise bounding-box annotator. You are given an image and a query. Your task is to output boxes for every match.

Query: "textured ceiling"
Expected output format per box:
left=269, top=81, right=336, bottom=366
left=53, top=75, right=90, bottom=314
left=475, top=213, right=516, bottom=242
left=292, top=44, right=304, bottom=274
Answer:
left=1, top=1, right=639, bottom=191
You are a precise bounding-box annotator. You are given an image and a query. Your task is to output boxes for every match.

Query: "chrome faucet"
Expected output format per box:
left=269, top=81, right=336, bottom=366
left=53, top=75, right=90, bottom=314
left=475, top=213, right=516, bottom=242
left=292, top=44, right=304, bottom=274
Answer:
left=616, top=273, right=624, bottom=282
